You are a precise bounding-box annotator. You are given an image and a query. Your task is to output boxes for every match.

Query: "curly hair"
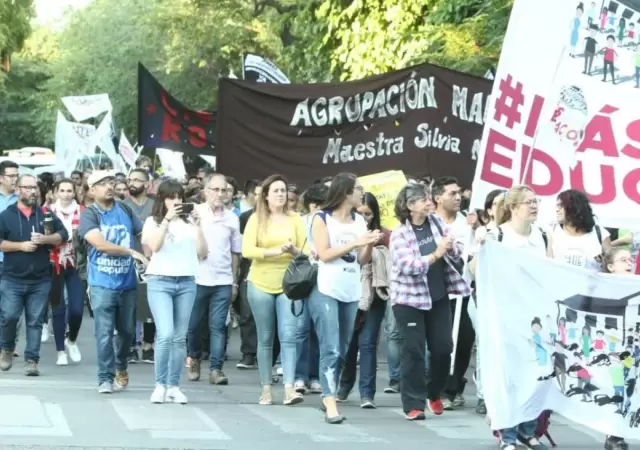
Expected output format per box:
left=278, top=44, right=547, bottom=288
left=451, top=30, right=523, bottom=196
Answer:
left=557, top=189, right=595, bottom=233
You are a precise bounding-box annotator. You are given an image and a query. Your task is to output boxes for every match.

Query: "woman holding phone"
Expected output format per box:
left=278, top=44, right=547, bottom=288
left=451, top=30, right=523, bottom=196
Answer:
left=142, top=180, right=208, bottom=404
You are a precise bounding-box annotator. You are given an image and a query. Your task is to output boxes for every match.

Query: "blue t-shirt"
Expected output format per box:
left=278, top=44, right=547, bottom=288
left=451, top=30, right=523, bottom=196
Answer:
left=78, top=202, right=143, bottom=290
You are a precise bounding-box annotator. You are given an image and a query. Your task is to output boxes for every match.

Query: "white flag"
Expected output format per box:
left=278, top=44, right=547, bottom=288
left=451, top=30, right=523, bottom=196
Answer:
left=54, top=111, right=83, bottom=176
left=156, top=148, right=186, bottom=181
left=92, top=112, right=121, bottom=169
left=61, top=94, right=112, bottom=122
left=118, top=132, right=138, bottom=170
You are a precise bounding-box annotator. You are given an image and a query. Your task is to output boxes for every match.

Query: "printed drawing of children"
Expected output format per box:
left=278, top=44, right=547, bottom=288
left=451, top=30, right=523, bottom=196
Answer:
left=559, top=317, right=568, bottom=344
left=635, top=45, right=640, bottom=88
left=608, top=10, right=616, bottom=31
left=583, top=25, right=599, bottom=75
left=600, top=35, right=618, bottom=84
left=570, top=3, right=584, bottom=57
left=568, top=319, right=578, bottom=340
left=618, top=16, right=627, bottom=44
left=576, top=357, right=593, bottom=402
left=552, top=341, right=568, bottom=393
left=600, top=7, right=608, bottom=31
left=587, top=1, right=596, bottom=28
left=610, top=354, right=625, bottom=413
left=609, top=334, right=618, bottom=352
left=532, top=317, right=549, bottom=366
left=546, top=314, right=556, bottom=342
left=582, top=325, right=593, bottom=359
left=629, top=23, right=636, bottom=42
left=623, top=347, right=633, bottom=379
left=594, top=330, right=606, bottom=351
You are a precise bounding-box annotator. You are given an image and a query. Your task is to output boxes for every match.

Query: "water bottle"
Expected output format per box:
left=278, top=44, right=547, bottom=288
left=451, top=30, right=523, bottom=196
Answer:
left=43, top=211, right=54, bottom=235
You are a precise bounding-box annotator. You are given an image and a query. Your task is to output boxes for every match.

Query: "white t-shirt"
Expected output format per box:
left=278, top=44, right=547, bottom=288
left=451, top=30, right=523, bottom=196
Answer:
left=142, top=217, right=199, bottom=277
left=551, top=224, right=607, bottom=271
left=488, top=223, right=547, bottom=256
left=316, top=211, right=368, bottom=303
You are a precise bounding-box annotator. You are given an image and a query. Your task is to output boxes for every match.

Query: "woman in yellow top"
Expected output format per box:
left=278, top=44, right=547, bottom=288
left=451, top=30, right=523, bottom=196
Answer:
left=242, top=174, right=307, bottom=406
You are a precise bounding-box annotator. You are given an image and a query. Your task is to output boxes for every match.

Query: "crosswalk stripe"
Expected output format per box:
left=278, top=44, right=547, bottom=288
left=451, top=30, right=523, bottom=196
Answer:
left=0, top=395, right=72, bottom=437
left=241, top=404, right=389, bottom=443
left=390, top=408, right=495, bottom=440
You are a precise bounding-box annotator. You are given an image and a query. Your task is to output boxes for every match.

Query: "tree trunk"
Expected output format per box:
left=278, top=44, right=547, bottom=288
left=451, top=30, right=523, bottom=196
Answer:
left=1, top=50, right=11, bottom=72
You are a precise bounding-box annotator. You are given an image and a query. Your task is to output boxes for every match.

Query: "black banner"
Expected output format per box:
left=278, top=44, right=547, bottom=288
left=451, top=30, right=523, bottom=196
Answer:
left=137, top=63, right=216, bottom=156
left=242, top=53, right=290, bottom=84
left=217, top=62, right=492, bottom=187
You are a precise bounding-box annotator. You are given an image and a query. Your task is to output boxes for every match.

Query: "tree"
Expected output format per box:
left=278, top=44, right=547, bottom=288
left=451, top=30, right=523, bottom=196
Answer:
left=317, top=0, right=512, bottom=80
left=0, top=0, right=35, bottom=74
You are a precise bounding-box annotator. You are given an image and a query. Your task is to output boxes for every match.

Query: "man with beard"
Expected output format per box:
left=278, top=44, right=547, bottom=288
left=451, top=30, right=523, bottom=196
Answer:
left=78, top=171, right=147, bottom=394
left=0, top=174, right=68, bottom=376
left=123, top=169, right=155, bottom=363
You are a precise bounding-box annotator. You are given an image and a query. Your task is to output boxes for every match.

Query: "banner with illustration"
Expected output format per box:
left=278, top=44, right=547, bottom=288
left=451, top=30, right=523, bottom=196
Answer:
left=359, top=170, right=407, bottom=230
left=242, top=53, right=290, bottom=84
left=469, top=0, right=640, bottom=229
left=61, top=94, right=112, bottom=122
left=137, top=63, right=216, bottom=157
left=216, top=63, right=491, bottom=187
left=477, top=241, right=640, bottom=438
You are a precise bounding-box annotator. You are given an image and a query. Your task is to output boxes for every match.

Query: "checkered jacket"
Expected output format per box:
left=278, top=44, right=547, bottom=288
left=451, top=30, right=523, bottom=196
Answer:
left=389, top=215, right=471, bottom=310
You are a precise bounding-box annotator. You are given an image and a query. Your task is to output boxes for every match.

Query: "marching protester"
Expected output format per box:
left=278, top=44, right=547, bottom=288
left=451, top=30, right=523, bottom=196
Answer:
left=123, top=168, right=155, bottom=363
left=338, top=191, right=390, bottom=408
left=0, top=174, right=68, bottom=376
left=241, top=174, right=307, bottom=406
left=431, top=176, right=475, bottom=410
left=0, top=161, right=18, bottom=355
left=188, top=173, right=241, bottom=385
left=142, top=179, right=207, bottom=404
left=480, top=185, right=553, bottom=450
left=78, top=171, right=148, bottom=394
left=49, top=178, right=86, bottom=366
left=389, top=182, right=470, bottom=420
left=239, top=179, right=261, bottom=213
left=309, top=173, right=379, bottom=423
left=294, top=181, right=328, bottom=394
left=552, top=188, right=611, bottom=269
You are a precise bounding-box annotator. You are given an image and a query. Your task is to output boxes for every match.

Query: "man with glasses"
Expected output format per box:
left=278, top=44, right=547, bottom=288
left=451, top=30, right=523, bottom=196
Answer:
left=0, top=174, right=68, bottom=376
left=78, top=171, right=148, bottom=394
left=123, top=169, right=155, bottom=363
left=0, top=161, right=19, bottom=355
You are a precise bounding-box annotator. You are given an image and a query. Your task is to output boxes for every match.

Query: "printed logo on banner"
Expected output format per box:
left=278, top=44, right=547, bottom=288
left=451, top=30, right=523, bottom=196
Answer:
left=137, top=63, right=216, bottom=157
left=242, top=53, right=290, bottom=84
left=470, top=0, right=640, bottom=229
left=217, top=64, right=491, bottom=187
left=477, top=241, right=640, bottom=439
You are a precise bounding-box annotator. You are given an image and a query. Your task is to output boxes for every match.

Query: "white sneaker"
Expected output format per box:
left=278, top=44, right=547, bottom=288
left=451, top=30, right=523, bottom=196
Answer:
left=150, top=385, right=166, bottom=404
left=294, top=380, right=307, bottom=394
left=65, top=339, right=82, bottom=363
left=276, top=366, right=283, bottom=376
left=309, top=380, right=322, bottom=394
left=56, top=352, right=68, bottom=366
left=98, top=382, right=113, bottom=394
left=41, top=324, right=50, bottom=343
left=166, top=386, right=188, bottom=404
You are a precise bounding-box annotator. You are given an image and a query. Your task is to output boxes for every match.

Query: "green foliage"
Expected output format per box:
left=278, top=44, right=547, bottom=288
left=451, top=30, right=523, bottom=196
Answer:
left=0, top=0, right=35, bottom=54
left=318, top=0, right=512, bottom=80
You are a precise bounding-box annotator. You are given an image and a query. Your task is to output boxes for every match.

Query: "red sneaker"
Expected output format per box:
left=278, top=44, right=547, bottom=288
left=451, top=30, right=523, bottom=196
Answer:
left=405, top=409, right=426, bottom=420
left=428, top=399, right=444, bottom=415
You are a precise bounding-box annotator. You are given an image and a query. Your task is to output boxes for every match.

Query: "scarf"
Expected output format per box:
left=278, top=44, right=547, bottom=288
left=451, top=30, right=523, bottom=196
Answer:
left=50, top=200, right=82, bottom=273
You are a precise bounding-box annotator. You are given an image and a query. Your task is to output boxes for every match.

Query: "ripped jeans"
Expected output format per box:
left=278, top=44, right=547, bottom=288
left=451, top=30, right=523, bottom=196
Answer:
left=307, top=286, right=359, bottom=397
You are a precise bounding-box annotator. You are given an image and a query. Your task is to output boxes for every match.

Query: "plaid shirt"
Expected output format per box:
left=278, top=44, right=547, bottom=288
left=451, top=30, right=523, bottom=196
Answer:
left=389, top=215, right=471, bottom=310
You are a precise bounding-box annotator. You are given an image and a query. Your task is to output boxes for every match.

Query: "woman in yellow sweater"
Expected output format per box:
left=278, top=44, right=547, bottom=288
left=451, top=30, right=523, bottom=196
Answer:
left=242, top=174, right=307, bottom=406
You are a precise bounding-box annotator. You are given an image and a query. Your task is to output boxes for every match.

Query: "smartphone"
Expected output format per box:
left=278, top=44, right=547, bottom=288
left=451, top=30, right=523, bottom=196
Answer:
left=181, top=203, right=195, bottom=215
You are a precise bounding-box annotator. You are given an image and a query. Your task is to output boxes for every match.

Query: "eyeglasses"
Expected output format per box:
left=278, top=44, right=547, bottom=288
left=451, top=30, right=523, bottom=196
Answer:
left=354, top=185, right=364, bottom=192
left=522, top=198, right=541, bottom=206
left=206, top=187, right=224, bottom=194
left=19, top=186, right=38, bottom=191
left=126, top=179, right=145, bottom=184
left=614, top=257, right=634, bottom=264
left=3, top=174, right=18, bottom=179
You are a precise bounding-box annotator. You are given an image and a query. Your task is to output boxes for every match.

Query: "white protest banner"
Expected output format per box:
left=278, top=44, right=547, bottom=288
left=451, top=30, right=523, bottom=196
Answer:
left=477, top=241, right=640, bottom=438
left=118, top=131, right=138, bottom=169
left=54, top=111, right=84, bottom=176
left=199, top=154, right=216, bottom=168
left=157, top=148, right=186, bottom=181
left=92, top=112, right=121, bottom=167
left=469, top=0, right=640, bottom=229
left=61, top=94, right=112, bottom=122
left=69, top=121, right=96, bottom=157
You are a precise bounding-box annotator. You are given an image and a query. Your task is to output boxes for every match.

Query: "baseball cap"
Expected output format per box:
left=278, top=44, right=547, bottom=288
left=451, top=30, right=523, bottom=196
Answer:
left=87, top=170, right=116, bottom=188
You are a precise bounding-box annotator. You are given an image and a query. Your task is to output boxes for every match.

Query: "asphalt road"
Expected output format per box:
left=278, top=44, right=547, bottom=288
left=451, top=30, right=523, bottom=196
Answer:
left=0, top=315, right=624, bottom=449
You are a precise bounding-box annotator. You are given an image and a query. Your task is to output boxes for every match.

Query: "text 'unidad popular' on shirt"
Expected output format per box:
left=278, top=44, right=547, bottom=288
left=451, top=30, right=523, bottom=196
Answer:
left=78, top=202, right=143, bottom=290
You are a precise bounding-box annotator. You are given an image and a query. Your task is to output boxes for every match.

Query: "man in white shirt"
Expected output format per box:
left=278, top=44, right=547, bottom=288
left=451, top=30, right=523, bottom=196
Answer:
left=186, top=174, right=241, bottom=385
left=431, top=176, right=475, bottom=412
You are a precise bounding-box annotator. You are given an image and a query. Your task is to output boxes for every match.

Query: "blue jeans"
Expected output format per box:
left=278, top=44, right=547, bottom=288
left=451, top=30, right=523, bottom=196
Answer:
left=340, top=295, right=387, bottom=399
left=187, top=284, right=232, bottom=370
left=147, top=276, right=196, bottom=386
left=0, top=279, right=51, bottom=362
left=500, top=419, right=537, bottom=445
left=247, top=282, right=300, bottom=386
left=295, top=302, right=319, bottom=383
left=307, top=286, right=359, bottom=396
left=51, top=267, right=85, bottom=351
left=384, top=299, right=402, bottom=382
left=90, top=286, right=136, bottom=384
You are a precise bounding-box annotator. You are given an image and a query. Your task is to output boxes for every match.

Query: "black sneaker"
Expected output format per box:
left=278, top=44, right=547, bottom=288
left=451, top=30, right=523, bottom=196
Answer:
left=141, top=348, right=154, bottom=364
left=384, top=380, right=400, bottom=393
left=236, top=354, right=256, bottom=369
left=127, top=348, right=140, bottom=364
left=605, top=436, right=629, bottom=450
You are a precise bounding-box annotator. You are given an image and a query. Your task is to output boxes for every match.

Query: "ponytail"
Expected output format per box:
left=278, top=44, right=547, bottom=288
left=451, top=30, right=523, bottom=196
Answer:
left=494, top=193, right=509, bottom=225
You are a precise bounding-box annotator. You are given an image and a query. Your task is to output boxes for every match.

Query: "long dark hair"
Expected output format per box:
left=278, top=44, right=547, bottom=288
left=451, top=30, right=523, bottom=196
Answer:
left=557, top=189, right=595, bottom=233
left=322, top=172, right=357, bottom=211
left=151, top=179, right=187, bottom=224
left=362, top=192, right=382, bottom=231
